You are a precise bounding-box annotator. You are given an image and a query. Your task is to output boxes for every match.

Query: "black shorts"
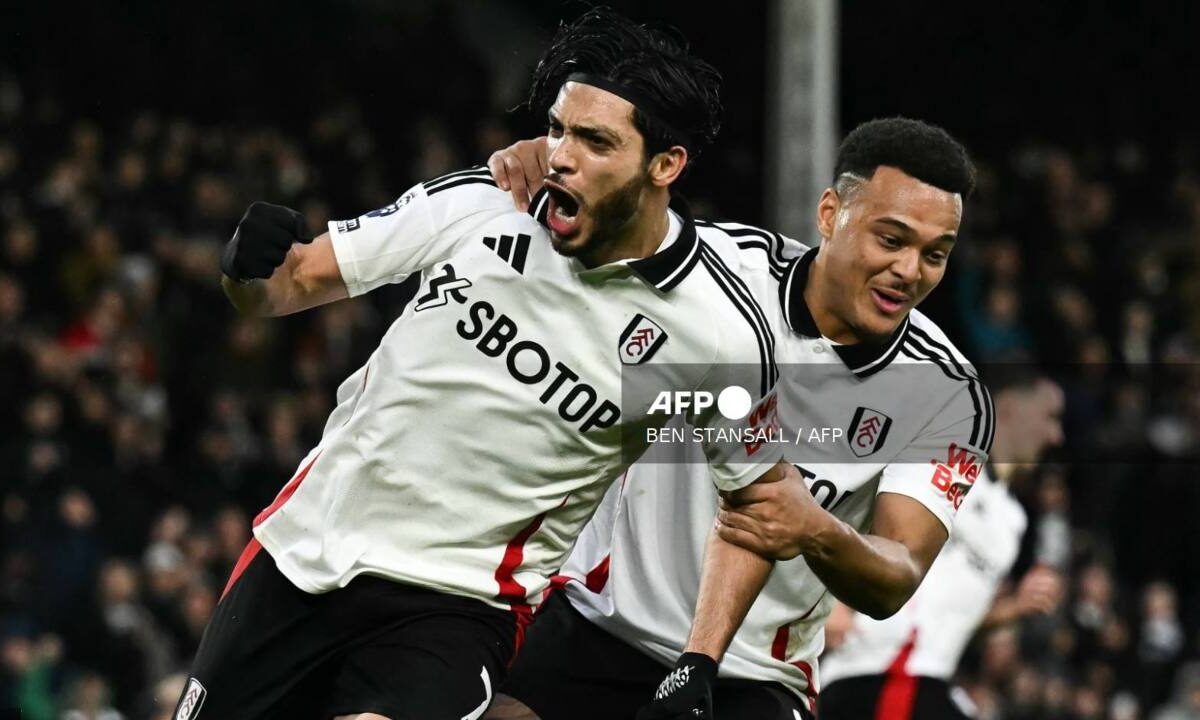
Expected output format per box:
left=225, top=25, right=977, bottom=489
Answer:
left=818, top=674, right=972, bottom=720
left=174, top=541, right=521, bottom=720
left=502, top=592, right=813, bottom=720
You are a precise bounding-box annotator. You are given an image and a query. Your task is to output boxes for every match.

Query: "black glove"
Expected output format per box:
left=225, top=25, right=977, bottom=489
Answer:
left=221, top=201, right=311, bottom=282
left=636, top=652, right=718, bottom=719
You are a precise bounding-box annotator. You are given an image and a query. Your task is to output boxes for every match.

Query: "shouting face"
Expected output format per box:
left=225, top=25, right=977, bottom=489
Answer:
left=543, top=82, right=655, bottom=264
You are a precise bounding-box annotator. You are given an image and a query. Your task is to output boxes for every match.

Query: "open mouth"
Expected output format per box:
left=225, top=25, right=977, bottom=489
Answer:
left=545, top=184, right=582, bottom=238
left=870, top=288, right=908, bottom=314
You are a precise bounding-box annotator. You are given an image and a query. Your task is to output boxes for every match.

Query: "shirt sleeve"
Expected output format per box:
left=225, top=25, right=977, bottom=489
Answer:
left=700, top=389, right=786, bottom=493
left=328, top=171, right=507, bottom=297
left=877, top=384, right=992, bottom=536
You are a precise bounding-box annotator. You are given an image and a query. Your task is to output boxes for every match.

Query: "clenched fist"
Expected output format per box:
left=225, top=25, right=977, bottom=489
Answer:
left=221, top=202, right=311, bottom=282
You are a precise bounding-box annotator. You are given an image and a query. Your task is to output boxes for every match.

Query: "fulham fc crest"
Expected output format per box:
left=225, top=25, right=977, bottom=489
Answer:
left=848, top=406, right=893, bottom=457
left=175, top=677, right=207, bottom=720
left=619, top=314, right=667, bottom=365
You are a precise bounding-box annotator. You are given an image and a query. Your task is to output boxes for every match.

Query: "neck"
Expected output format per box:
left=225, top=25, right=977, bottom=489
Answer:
left=804, top=250, right=863, bottom=344
left=579, top=188, right=671, bottom=268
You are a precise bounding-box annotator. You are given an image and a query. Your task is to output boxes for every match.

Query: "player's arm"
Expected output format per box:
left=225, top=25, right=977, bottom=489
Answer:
left=634, top=463, right=792, bottom=720
left=716, top=473, right=948, bottom=619
left=683, top=462, right=799, bottom=660
left=220, top=202, right=347, bottom=317
left=223, top=175, right=505, bottom=316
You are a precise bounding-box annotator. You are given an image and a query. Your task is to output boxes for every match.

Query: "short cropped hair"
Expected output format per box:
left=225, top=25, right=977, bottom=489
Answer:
left=527, top=7, right=723, bottom=162
left=981, top=363, right=1045, bottom=398
left=835, top=117, right=975, bottom=197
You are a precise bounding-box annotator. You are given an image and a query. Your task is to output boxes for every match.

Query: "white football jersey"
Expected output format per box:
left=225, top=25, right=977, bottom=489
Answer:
left=561, top=245, right=993, bottom=711
left=251, top=169, right=781, bottom=614
left=820, top=467, right=1027, bottom=683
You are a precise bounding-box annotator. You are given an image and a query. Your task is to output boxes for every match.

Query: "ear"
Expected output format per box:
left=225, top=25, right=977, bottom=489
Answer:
left=816, top=187, right=840, bottom=241
left=648, top=146, right=688, bottom=187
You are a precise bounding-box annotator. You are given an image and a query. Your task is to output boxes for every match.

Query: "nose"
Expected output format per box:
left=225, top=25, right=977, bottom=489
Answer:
left=548, top=135, right=577, bottom=176
left=890, top=248, right=921, bottom=285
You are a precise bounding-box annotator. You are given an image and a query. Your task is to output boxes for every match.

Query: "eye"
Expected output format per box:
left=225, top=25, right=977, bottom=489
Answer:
left=547, top=122, right=563, bottom=139
left=925, top=251, right=948, bottom=265
left=879, top=235, right=902, bottom=249
left=583, top=134, right=612, bottom=151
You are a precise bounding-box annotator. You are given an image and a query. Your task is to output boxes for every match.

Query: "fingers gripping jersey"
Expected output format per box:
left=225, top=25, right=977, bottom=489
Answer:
left=252, top=169, right=777, bottom=612
left=562, top=245, right=992, bottom=710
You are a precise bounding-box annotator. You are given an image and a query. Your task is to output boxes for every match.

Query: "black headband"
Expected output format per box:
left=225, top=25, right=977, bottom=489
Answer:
left=565, top=72, right=693, bottom=150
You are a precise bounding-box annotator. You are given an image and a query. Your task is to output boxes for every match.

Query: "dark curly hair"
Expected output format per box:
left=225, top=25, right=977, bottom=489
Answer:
left=835, top=117, right=976, bottom=197
left=527, top=7, right=722, bottom=163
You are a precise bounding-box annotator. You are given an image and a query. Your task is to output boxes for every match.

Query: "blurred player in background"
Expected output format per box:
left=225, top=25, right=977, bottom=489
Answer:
left=485, top=118, right=990, bottom=720
left=176, top=9, right=785, bottom=720
left=818, top=369, right=1065, bottom=720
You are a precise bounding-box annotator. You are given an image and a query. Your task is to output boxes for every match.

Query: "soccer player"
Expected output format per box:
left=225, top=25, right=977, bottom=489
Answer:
left=818, top=370, right=1065, bottom=720
left=484, top=118, right=990, bottom=720
left=175, top=10, right=782, bottom=720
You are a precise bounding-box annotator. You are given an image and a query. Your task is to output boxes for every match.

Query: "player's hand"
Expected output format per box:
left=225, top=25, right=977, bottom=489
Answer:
left=487, top=137, right=549, bottom=212
left=1014, top=565, right=1063, bottom=616
left=221, top=202, right=311, bottom=282
left=635, top=652, right=717, bottom=720
left=715, top=462, right=825, bottom=561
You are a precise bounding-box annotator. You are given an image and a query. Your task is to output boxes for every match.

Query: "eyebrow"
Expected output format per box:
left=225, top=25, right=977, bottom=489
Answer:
left=876, top=217, right=957, bottom=243
left=547, top=111, right=621, bottom=145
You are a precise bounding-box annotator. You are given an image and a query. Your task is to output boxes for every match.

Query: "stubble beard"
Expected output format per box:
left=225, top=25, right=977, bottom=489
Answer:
left=553, top=172, right=646, bottom=266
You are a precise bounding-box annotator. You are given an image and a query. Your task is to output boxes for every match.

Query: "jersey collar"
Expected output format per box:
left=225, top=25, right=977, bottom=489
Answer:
left=528, top=189, right=701, bottom=292
left=778, top=247, right=911, bottom=379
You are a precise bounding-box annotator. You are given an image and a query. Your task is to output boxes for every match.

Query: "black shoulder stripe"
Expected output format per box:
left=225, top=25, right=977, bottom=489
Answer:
left=698, top=243, right=777, bottom=375
left=907, top=326, right=979, bottom=379
left=530, top=189, right=551, bottom=224
left=423, top=166, right=490, bottom=191
left=697, top=242, right=776, bottom=397
left=904, top=335, right=987, bottom=447
left=980, top=383, right=996, bottom=455
left=734, top=240, right=785, bottom=281
left=907, top=326, right=992, bottom=448
left=900, top=341, right=961, bottom=382
left=425, top=176, right=498, bottom=196
left=699, top=254, right=771, bottom=398
left=901, top=336, right=989, bottom=450
left=696, top=220, right=791, bottom=277
left=900, top=341, right=985, bottom=449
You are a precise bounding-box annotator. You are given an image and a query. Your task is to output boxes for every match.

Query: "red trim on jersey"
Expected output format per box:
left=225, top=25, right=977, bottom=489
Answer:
left=495, top=511, right=549, bottom=604
left=771, top=624, right=819, bottom=705
left=541, top=551, right=612, bottom=603
left=584, top=554, right=612, bottom=593
left=875, top=629, right=919, bottom=720
left=219, top=538, right=263, bottom=602
left=496, top=511, right=551, bottom=666
left=771, top=624, right=789, bottom=660
left=253, top=450, right=323, bottom=528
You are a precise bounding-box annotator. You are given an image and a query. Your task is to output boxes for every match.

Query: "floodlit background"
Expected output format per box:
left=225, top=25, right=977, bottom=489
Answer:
left=2, top=2, right=1199, bottom=718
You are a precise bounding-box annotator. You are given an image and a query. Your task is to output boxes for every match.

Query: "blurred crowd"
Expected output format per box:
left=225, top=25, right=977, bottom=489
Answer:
left=2, top=34, right=1200, bottom=720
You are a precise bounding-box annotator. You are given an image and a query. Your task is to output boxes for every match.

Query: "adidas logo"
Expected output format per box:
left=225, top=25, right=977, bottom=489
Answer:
left=483, top=234, right=531, bottom=274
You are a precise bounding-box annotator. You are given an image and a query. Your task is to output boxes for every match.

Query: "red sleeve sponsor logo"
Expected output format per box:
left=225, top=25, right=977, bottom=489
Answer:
left=744, top=393, right=779, bottom=457
left=928, top=442, right=980, bottom=510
